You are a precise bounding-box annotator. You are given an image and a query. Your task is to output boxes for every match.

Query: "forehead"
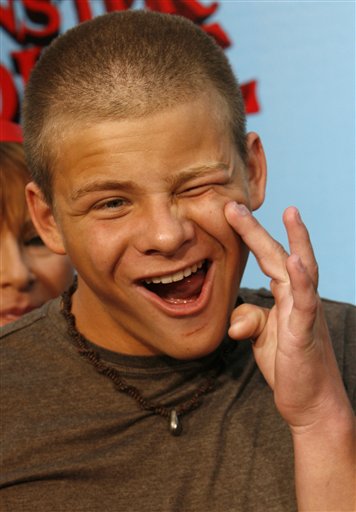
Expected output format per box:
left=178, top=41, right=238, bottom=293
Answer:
left=0, top=195, right=29, bottom=237
left=52, top=96, right=237, bottom=188
left=0, top=168, right=28, bottom=232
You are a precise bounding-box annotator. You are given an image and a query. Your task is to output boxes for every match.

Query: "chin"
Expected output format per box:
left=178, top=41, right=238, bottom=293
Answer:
left=162, top=325, right=227, bottom=361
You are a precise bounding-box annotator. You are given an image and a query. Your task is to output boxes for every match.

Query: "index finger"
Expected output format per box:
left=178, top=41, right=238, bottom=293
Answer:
left=224, top=201, right=289, bottom=283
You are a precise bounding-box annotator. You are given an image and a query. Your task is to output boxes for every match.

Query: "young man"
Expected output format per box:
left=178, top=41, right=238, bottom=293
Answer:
left=1, top=10, right=354, bottom=511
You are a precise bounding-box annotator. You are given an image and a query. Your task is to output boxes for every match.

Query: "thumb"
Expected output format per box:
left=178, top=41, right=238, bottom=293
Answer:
left=228, top=303, right=269, bottom=341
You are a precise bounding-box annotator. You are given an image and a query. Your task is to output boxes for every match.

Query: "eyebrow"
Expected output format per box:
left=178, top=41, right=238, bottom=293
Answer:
left=70, top=163, right=230, bottom=201
left=165, top=163, right=230, bottom=189
left=70, top=180, right=138, bottom=201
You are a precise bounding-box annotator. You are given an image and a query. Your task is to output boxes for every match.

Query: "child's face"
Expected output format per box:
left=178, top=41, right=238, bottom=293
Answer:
left=29, top=96, right=265, bottom=358
left=0, top=219, right=74, bottom=326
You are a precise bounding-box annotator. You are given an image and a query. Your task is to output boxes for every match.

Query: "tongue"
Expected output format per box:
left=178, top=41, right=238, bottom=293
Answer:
left=147, top=269, right=205, bottom=303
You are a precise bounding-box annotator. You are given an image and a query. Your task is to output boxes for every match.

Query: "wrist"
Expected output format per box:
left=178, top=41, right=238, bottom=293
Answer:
left=291, top=405, right=355, bottom=512
left=288, top=387, right=355, bottom=437
left=291, top=409, right=355, bottom=455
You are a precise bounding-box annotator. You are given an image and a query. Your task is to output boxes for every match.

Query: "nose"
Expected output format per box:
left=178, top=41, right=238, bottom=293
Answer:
left=134, top=200, right=195, bottom=256
left=0, top=230, right=35, bottom=291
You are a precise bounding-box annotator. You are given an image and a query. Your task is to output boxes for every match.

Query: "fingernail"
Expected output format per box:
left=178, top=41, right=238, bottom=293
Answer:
left=230, top=202, right=250, bottom=216
left=295, top=208, right=303, bottom=224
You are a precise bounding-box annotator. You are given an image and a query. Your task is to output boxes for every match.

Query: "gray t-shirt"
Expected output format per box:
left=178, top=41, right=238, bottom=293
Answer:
left=1, top=289, right=355, bottom=512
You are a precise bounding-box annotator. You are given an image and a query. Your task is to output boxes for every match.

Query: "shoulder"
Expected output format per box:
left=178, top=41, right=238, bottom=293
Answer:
left=1, top=298, right=60, bottom=339
left=239, top=287, right=275, bottom=308
left=0, top=297, right=67, bottom=361
left=1, top=303, right=48, bottom=339
left=0, top=297, right=80, bottom=406
left=318, top=296, right=355, bottom=336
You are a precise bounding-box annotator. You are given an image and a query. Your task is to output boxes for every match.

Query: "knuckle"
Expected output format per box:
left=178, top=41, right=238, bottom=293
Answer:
left=274, top=241, right=287, bottom=256
left=311, top=261, right=319, bottom=279
left=299, top=295, right=318, bottom=316
left=260, top=240, right=287, bottom=268
left=307, top=299, right=318, bottom=316
left=230, top=303, right=249, bottom=321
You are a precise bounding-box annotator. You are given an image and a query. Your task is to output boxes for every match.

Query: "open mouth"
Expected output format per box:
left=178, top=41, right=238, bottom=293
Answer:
left=141, top=259, right=210, bottom=305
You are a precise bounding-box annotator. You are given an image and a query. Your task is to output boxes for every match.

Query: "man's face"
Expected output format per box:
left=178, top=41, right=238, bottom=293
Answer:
left=31, top=97, right=265, bottom=358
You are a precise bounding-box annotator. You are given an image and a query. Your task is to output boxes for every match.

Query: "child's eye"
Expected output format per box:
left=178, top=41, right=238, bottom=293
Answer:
left=24, top=236, right=45, bottom=247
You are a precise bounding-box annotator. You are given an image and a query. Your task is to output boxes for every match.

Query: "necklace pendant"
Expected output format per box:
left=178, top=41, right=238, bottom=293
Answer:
left=169, top=409, right=182, bottom=436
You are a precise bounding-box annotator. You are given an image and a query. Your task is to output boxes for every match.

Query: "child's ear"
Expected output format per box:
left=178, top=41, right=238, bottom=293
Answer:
left=25, top=182, right=67, bottom=255
left=245, top=132, right=267, bottom=211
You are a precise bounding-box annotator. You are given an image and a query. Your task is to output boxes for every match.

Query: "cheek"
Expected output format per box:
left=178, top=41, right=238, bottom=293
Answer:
left=183, top=189, right=246, bottom=243
left=63, top=222, right=128, bottom=276
left=185, top=193, right=250, bottom=285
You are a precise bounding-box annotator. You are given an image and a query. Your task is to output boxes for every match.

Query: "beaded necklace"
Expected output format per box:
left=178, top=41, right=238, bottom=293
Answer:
left=61, top=279, right=225, bottom=435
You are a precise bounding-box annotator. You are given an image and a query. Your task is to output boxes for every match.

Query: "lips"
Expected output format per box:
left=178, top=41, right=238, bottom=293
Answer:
left=144, top=260, right=205, bottom=285
left=144, top=261, right=206, bottom=304
left=0, top=305, right=35, bottom=326
left=136, top=259, right=213, bottom=317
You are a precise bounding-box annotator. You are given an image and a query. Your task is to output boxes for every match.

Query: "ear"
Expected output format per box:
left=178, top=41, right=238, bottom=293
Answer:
left=245, top=132, right=267, bottom=211
left=25, top=182, right=67, bottom=255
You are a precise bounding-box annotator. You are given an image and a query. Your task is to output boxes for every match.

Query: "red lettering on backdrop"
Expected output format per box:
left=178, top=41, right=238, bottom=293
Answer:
left=74, top=0, right=134, bottom=22
left=146, top=0, right=217, bottom=20
left=145, top=0, right=230, bottom=48
left=0, top=0, right=17, bottom=38
left=0, top=0, right=59, bottom=120
left=0, top=64, right=18, bottom=120
left=202, top=22, right=230, bottom=49
left=241, top=80, right=260, bottom=114
left=0, top=0, right=60, bottom=44
left=0, top=0, right=260, bottom=121
left=11, top=46, right=41, bottom=84
left=73, top=0, right=93, bottom=23
left=104, top=0, right=135, bottom=13
left=17, top=0, right=60, bottom=44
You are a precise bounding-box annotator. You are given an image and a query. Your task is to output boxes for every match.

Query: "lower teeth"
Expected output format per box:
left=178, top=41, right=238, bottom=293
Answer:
left=164, top=296, right=198, bottom=305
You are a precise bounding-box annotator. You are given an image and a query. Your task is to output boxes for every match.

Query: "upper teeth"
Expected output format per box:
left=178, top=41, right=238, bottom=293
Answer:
left=144, top=260, right=204, bottom=285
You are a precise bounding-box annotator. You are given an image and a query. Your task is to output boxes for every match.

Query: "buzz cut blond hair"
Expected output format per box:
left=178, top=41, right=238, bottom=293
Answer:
left=23, top=9, right=247, bottom=205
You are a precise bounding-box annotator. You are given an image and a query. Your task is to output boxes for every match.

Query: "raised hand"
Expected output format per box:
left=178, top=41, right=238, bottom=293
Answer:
left=224, top=202, right=352, bottom=430
left=224, top=201, right=355, bottom=510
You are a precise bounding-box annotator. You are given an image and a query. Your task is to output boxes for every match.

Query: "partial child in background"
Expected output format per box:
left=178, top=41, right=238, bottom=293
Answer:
left=0, top=121, right=74, bottom=326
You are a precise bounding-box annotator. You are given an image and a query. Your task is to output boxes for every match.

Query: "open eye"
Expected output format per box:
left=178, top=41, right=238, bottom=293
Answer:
left=90, top=196, right=132, bottom=219
left=94, top=197, right=128, bottom=210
